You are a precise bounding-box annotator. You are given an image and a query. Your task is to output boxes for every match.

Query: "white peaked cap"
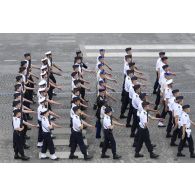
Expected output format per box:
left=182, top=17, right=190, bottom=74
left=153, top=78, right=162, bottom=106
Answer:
left=38, top=80, right=47, bottom=86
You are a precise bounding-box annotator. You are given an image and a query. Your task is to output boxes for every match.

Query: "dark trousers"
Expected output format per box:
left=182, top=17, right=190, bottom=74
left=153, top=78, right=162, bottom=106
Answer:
left=131, top=108, right=139, bottom=135
left=161, top=101, right=168, bottom=119
left=135, top=127, right=153, bottom=154
left=96, top=119, right=102, bottom=139
left=13, top=131, right=24, bottom=156
left=41, top=132, right=55, bottom=155
left=80, top=87, right=85, bottom=99
left=102, top=129, right=116, bottom=155
left=121, top=75, right=126, bottom=101
left=153, top=72, right=159, bottom=93
left=126, top=98, right=133, bottom=125
left=155, top=85, right=161, bottom=108
left=178, top=133, right=194, bottom=154
left=171, top=127, right=182, bottom=143
left=120, top=91, right=129, bottom=115
left=38, top=120, right=43, bottom=142
left=70, top=131, right=87, bottom=155
left=166, top=111, right=173, bottom=133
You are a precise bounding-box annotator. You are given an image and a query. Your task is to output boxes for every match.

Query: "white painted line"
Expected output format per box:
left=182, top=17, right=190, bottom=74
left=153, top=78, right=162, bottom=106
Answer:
left=39, top=151, right=83, bottom=159
left=4, top=59, right=18, bottom=62
left=85, top=44, right=195, bottom=50
left=48, top=40, right=76, bottom=43
left=49, top=36, right=75, bottom=39
left=86, top=52, right=195, bottom=57
left=54, top=139, right=87, bottom=146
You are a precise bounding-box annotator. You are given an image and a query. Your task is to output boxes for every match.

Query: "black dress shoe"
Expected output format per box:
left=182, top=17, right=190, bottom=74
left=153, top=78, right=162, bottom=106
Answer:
left=69, top=155, right=79, bottom=159
left=113, top=154, right=121, bottom=159
left=99, top=142, right=104, bottom=148
left=132, top=143, right=136, bottom=147
left=27, top=127, right=31, bottom=131
left=101, top=154, right=110, bottom=158
left=24, top=144, right=30, bottom=149
left=53, top=92, right=57, bottom=96
left=166, top=133, right=172, bottom=138
left=21, top=155, right=30, bottom=161
left=84, top=155, right=93, bottom=160
left=120, top=115, right=127, bottom=119
left=153, top=106, right=158, bottom=110
left=93, top=104, right=97, bottom=110
left=190, top=153, right=195, bottom=158
left=135, top=153, right=144, bottom=158
left=177, top=152, right=185, bottom=157
left=50, top=117, right=56, bottom=121
left=153, top=91, right=157, bottom=94
left=170, top=142, right=178, bottom=146
left=14, top=154, right=21, bottom=159
left=51, top=135, right=56, bottom=139
left=126, top=124, right=132, bottom=128
left=150, top=152, right=159, bottom=159
left=152, top=144, right=156, bottom=148
left=130, top=133, right=135, bottom=138
left=25, top=135, right=30, bottom=140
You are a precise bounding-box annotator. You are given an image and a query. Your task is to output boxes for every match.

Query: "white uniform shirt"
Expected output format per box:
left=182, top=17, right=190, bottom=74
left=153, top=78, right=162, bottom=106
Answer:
left=41, top=116, right=50, bottom=133
left=164, top=87, right=173, bottom=101
left=155, top=57, right=162, bottom=71
left=123, top=63, right=130, bottom=76
left=72, top=114, right=82, bottom=132
left=124, top=75, right=132, bottom=92
left=137, top=100, right=143, bottom=117
left=70, top=103, right=77, bottom=118
left=181, top=112, right=191, bottom=137
left=100, top=105, right=106, bottom=119
left=13, top=117, right=21, bottom=130
left=132, top=93, right=141, bottom=109
left=129, top=84, right=135, bottom=99
left=173, top=103, right=183, bottom=128
left=37, top=104, right=45, bottom=121
left=139, top=110, right=148, bottom=128
left=168, top=96, right=175, bottom=111
left=103, top=114, right=112, bottom=129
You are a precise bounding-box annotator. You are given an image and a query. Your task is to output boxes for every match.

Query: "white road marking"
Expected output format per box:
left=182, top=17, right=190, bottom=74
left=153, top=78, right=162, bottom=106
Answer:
left=4, top=60, right=18, bottom=62
left=85, top=44, right=195, bottom=50
left=49, top=36, right=75, bottom=39
left=86, top=52, right=195, bottom=57
left=48, top=40, right=76, bottom=43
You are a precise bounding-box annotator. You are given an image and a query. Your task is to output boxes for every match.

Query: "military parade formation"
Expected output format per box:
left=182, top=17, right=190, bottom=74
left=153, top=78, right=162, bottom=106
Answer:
left=12, top=47, right=195, bottom=161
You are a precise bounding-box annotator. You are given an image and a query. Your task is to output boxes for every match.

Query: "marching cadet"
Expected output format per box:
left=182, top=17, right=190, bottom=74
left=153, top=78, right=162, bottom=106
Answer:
left=153, top=51, right=165, bottom=94
left=37, top=97, right=61, bottom=148
left=126, top=76, right=138, bottom=127
left=170, top=96, right=184, bottom=146
left=121, top=55, right=132, bottom=101
left=96, top=49, right=112, bottom=71
left=162, top=79, right=174, bottom=137
left=165, top=89, right=180, bottom=138
left=69, top=106, right=95, bottom=160
left=13, top=109, right=37, bottom=160
left=177, top=105, right=195, bottom=158
left=120, top=69, right=134, bottom=119
left=124, top=48, right=132, bottom=63
left=95, top=88, right=106, bottom=139
left=101, top=106, right=125, bottom=159
left=130, top=84, right=142, bottom=137
left=134, top=102, right=160, bottom=159
left=39, top=108, right=62, bottom=160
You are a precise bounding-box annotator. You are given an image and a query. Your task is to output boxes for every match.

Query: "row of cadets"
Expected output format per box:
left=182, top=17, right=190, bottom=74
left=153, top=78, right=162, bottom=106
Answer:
left=69, top=50, right=95, bottom=160
left=152, top=52, right=195, bottom=158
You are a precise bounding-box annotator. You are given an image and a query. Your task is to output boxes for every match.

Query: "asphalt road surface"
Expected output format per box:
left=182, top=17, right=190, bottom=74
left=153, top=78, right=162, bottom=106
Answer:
left=1, top=33, right=195, bottom=163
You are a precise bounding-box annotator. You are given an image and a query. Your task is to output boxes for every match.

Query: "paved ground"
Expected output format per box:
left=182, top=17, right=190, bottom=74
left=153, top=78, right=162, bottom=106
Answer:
left=1, top=33, right=195, bottom=163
